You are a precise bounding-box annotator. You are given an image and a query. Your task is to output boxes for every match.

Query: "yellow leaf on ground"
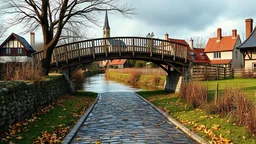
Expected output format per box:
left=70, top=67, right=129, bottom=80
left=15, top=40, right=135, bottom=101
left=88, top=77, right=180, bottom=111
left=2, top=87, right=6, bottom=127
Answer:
left=76, top=137, right=82, bottom=141
left=16, top=136, right=23, bottom=140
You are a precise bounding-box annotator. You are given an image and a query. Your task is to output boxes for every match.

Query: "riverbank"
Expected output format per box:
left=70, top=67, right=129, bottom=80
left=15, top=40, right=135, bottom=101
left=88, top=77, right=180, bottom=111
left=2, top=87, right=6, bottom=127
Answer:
left=0, top=91, right=97, bottom=144
left=138, top=90, right=256, bottom=143
left=105, top=69, right=166, bottom=89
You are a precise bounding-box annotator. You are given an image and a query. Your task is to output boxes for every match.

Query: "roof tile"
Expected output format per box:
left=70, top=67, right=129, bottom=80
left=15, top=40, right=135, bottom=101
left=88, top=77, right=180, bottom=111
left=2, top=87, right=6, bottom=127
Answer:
left=205, top=36, right=238, bottom=52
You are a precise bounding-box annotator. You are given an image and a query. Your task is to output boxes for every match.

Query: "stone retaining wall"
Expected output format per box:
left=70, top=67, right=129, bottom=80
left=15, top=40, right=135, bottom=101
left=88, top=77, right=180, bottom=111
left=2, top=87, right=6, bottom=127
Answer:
left=0, top=75, right=68, bottom=130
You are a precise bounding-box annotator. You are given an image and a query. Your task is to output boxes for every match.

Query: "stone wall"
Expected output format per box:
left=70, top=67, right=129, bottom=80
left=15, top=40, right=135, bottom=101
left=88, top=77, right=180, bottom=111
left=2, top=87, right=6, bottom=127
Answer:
left=0, top=75, right=68, bottom=130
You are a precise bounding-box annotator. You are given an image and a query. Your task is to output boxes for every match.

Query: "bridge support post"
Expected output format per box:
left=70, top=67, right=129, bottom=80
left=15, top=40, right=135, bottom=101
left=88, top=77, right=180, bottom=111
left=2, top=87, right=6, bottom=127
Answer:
left=164, top=71, right=183, bottom=93
left=61, top=67, right=76, bottom=95
left=164, top=66, right=190, bottom=93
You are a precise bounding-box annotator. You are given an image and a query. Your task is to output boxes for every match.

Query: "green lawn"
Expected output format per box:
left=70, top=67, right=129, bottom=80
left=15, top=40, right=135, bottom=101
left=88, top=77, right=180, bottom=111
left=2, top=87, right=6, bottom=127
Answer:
left=0, top=91, right=97, bottom=144
left=202, top=78, right=256, bottom=101
left=138, top=88, right=256, bottom=143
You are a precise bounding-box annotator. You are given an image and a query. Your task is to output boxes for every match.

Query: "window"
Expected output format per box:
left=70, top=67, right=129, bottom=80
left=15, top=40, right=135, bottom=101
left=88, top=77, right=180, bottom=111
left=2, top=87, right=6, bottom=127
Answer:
left=189, top=52, right=196, bottom=60
left=253, top=63, right=256, bottom=72
left=18, top=48, right=22, bottom=54
left=6, top=48, right=11, bottom=55
left=235, top=51, right=238, bottom=58
left=214, top=52, right=221, bottom=58
left=200, top=53, right=205, bottom=60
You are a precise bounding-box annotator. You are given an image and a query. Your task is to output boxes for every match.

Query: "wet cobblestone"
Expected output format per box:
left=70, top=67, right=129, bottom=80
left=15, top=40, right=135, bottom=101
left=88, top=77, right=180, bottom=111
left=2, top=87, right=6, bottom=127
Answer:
left=70, top=92, right=196, bottom=143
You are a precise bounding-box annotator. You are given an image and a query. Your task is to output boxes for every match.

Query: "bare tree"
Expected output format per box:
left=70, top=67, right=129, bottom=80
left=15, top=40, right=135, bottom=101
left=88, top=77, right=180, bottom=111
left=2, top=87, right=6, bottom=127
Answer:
left=192, top=36, right=207, bottom=48
left=59, top=24, right=87, bottom=45
left=2, top=0, right=133, bottom=75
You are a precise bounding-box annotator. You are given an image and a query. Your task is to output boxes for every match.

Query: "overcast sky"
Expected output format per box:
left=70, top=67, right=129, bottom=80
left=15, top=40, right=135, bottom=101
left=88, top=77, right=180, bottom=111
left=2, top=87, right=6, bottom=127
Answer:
left=3, top=0, right=256, bottom=45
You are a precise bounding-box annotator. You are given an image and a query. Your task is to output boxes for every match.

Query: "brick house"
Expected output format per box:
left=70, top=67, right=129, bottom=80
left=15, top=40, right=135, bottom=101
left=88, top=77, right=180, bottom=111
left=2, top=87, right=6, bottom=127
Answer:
left=0, top=33, right=36, bottom=63
left=204, top=28, right=243, bottom=68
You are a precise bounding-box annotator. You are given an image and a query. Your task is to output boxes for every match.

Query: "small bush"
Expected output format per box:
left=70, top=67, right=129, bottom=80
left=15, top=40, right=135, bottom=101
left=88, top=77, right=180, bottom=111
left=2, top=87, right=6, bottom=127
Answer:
left=247, top=106, right=256, bottom=135
left=128, top=72, right=139, bottom=83
left=241, top=68, right=253, bottom=78
left=71, top=69, right=85, bottom=90
left=179, top=81, right=208, bottom=108
left=152, top=76, right=161, bottom=85
left=4, top=62, right=43, bottom=81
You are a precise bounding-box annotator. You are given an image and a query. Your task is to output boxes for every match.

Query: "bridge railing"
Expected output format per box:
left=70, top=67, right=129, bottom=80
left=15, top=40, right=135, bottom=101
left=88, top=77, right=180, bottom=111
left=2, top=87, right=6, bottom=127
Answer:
left=32, top=37, right=188, bottom=65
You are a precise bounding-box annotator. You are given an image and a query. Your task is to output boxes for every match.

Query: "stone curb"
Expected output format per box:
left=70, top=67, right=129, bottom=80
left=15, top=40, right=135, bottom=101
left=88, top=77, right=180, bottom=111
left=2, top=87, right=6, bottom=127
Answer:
left=134, top=93, right=209, bottom=144
left=63, top=94, right=100, bottom=144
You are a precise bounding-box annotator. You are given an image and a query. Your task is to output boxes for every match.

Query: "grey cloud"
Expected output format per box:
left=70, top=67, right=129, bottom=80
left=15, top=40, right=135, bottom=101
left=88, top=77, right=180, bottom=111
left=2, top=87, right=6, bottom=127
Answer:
left=127, top=0, right=228, bottom=31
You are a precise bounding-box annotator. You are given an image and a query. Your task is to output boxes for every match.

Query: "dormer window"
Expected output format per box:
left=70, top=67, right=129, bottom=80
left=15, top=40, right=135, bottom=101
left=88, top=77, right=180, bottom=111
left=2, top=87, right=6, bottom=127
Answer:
left=200, top=52, right=205, bottom=60
left=189, top=52, right=196, bottom=60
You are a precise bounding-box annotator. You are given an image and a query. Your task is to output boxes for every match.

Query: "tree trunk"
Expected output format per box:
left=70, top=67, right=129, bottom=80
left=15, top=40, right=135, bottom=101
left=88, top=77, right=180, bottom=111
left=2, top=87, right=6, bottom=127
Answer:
left=42, top=47, right=53, bottom=76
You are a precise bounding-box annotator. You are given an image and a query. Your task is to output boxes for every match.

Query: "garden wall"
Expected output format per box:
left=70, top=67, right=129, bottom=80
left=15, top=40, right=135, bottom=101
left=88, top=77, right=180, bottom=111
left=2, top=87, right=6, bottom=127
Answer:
left=0, top=75, right=68, bottom=130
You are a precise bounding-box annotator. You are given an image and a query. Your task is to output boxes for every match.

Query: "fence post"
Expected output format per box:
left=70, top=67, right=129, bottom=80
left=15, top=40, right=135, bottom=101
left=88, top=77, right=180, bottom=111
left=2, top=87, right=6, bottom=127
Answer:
left=215, top=66, right=218, bottom=80
left=224, top=67, right=226, bottom=79
left=232, top=68, right=234, bottom=78
left=214, top=83, right=219, bottom=105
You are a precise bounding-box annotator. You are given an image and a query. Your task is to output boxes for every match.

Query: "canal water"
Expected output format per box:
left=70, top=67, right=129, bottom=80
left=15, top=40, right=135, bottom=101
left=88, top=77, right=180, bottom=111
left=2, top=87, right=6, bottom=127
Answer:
left=83, top=74, right=159, bottom=93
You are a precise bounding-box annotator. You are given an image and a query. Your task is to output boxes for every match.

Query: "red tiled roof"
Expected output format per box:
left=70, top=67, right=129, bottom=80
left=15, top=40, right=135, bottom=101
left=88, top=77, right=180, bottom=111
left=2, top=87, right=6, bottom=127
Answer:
left=192, top=48, right=210, bottom=63
left=167, top=38, right=189, bottom=46
left=108, top=59, right=127, bottom=65
left=210, top=59, right=232, bottom=65
left=204, top=36, right=238, bottom=52
left=187, top=48, right=210, bottom=63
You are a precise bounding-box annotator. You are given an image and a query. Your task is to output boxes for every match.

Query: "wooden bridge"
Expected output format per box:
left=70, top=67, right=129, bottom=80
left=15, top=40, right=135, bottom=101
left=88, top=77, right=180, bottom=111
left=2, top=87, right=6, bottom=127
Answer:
left=32, top=37, right=191, bottom=93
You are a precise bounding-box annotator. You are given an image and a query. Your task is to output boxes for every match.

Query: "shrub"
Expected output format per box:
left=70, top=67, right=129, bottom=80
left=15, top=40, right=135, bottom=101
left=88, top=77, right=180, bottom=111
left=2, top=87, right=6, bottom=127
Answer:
left=247, top=106, right=256, bottom=135
left=241, top=68, right=253, bottom=78
left=128, top=72, right=139, bottom=83
left=4, top=62, right=43, bottom=81
left=135, top=61, right=145, bottom=68
left=152, top=76, right=161, bottom=85
left=71, top=69, right=85, bottom=90
left=179, top=81, right=208, bottom=108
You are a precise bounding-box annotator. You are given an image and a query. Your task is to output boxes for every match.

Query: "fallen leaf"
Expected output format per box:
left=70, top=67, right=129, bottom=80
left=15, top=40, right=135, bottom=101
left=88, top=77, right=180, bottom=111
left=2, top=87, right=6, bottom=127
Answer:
left=16, top=136, right=23, bottom=140
left=76, top=137, right=82, bottom=141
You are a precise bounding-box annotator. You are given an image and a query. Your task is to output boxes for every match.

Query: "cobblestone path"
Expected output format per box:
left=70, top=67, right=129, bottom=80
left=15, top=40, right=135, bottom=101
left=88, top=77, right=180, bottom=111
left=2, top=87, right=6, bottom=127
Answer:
left=70, top=92, right=196, bottom=144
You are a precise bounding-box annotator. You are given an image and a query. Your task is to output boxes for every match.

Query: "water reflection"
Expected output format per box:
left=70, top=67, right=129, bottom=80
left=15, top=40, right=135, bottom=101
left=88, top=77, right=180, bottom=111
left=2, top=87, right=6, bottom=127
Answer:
left=83, top=74, right=160, bottom=93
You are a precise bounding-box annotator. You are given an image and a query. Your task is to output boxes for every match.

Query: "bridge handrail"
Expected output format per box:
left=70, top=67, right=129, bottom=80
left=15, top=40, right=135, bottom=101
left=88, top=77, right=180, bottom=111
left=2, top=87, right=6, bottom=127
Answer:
left=33, top=36, right=189, bottom=54
left=32, top=36, right=189, bottom=66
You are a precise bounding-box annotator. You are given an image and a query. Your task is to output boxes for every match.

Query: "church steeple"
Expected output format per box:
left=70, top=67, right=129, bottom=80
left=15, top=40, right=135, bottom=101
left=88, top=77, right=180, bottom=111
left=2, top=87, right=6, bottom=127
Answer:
left=103, top=10, right=110, bottom=38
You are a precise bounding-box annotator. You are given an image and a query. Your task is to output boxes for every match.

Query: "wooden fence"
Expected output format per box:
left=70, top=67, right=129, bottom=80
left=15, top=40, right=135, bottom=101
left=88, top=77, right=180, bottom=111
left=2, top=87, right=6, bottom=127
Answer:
left=191, top=65, right=233, bottom=80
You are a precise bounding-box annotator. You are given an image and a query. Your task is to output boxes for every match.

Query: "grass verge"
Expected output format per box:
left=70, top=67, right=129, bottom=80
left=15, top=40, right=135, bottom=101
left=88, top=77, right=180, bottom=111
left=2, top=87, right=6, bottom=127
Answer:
left=0, top=91, right=97, bottom=144
left=137, top=90, right=256, bottom=144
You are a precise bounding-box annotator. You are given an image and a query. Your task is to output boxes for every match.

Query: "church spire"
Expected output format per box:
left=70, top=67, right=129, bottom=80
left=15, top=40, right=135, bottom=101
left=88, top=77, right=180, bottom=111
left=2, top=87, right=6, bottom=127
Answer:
left=103, top=10, right=110, bottom=38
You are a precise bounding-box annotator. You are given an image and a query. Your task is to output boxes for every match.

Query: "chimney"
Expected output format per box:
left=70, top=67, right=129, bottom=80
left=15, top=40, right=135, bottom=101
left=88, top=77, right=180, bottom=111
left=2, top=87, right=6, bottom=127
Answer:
left=189, top=38, right=194, bottom=49
left=217, top=28, right=222, bottom=42
left=164, top=33, right=169, bottom=40
left=232, top=29, right=237, bottom=38
left=246, top=18, right=253, bottom=39
left=30, top=32, right=35, bottom=48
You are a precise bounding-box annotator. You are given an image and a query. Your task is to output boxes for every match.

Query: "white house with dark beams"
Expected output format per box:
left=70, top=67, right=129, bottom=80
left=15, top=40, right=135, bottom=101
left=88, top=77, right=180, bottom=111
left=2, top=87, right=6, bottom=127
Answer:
left=0, top=33, right=36, bottom=63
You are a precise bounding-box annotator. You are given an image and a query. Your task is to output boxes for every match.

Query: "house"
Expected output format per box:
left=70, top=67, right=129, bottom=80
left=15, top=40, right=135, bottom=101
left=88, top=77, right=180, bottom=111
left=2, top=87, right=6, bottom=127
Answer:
left=164, top=34, right=210, bottom=64
left=237, top=18, right=256, bottom=72
left=107, top=59, right=130, bottom=68
left=204, top=28, right=243, bottom=68
left=0, top=32, right=36, bottom=63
